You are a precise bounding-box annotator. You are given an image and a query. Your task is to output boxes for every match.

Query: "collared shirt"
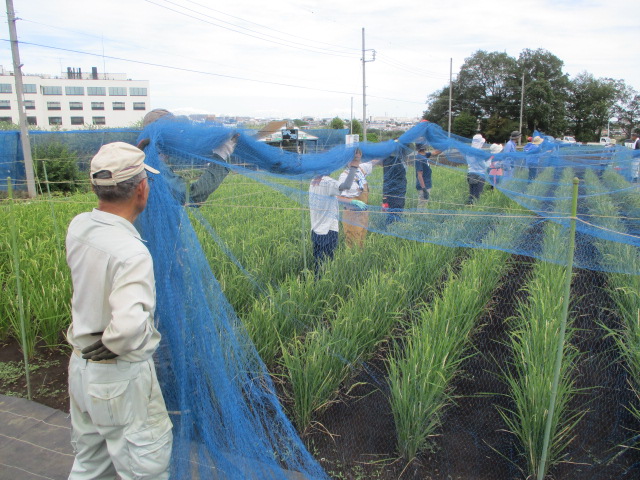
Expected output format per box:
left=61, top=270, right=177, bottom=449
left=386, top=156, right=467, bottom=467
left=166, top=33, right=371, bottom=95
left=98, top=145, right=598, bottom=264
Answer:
left=309, top=176, right=342, bottom=234
left=66, top=209, right=161, bottom=362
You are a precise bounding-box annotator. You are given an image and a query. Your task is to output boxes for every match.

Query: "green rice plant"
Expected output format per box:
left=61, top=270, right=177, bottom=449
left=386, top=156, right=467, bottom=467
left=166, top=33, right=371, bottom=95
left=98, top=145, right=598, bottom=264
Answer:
left=0, top=192, right=92, bottom=352
left=499, top=168, right=583, bottom=478
left=582, top=169, right=640, bottom=429
left=388, top=169, right=552, bottom=460
left=388, top=198, right=519, bottom=458
left=280, top=328, right=347, bottom=432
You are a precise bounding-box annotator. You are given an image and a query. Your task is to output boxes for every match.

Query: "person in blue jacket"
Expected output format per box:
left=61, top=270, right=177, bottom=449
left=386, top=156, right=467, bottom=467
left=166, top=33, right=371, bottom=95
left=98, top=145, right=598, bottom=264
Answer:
left=382, top=146, right=408, bottom=225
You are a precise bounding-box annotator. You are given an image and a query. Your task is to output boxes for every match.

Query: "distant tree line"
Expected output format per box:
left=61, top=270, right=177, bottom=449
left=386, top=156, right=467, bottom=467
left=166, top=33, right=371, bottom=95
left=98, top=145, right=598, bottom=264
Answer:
left=423, top=48, right=640, bottom=143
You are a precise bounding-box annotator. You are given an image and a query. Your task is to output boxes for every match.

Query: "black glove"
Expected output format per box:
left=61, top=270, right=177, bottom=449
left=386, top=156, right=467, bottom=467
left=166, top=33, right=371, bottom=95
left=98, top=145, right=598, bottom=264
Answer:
left=81, top=339, right=118, bottom=361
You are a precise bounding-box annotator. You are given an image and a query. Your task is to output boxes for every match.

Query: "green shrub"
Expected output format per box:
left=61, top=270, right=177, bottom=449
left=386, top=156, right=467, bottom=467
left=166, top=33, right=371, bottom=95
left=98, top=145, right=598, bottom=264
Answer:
left=33, top=142, right=83, bottom=194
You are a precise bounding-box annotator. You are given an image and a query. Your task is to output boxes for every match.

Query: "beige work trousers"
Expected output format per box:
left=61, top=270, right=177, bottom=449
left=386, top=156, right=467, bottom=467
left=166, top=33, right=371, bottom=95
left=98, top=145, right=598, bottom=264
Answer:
left=342, top=186, right=369, bottom=248
left=68, top=352, right=173, bottom=480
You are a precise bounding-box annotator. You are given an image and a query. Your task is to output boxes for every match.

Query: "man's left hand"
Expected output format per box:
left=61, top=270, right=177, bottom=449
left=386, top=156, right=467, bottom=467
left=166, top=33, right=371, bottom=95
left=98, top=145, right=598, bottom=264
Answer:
left=81, top=339, right=118, bottom=361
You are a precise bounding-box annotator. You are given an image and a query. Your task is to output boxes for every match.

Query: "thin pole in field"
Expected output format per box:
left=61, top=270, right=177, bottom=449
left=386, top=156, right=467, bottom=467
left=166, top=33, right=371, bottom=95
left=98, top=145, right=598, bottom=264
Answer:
left=41, top=161, right=61, bottom=246
left=537, top=176, right=579, bottom=480
left=7, top=177, right=32, bottom=400
left=301, top=180, right=307, bottom=272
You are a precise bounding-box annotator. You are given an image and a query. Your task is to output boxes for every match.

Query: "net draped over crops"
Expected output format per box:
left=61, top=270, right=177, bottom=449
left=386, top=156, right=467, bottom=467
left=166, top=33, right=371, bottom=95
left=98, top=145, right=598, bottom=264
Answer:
left=3, top=119, right=640, bottom=479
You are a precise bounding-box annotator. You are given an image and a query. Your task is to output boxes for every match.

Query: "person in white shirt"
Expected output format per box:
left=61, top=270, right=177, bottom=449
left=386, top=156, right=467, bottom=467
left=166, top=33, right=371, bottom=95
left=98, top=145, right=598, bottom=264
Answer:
left=309, top=151, right=366, bottom=275
left=465, top=134, right=490, bottom=204
left=66, top=142, right=172, bottom=479
left=631, top=131, right=640, bottom=182
left=336, top=148, right=380, bottom=248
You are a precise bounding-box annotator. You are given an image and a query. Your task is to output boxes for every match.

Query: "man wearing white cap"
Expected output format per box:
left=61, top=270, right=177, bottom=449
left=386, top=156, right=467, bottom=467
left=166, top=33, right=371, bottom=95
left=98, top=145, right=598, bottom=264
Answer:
left=465, top=133, right=490, bottom=204
left=66, top=142, right=173, bottom=479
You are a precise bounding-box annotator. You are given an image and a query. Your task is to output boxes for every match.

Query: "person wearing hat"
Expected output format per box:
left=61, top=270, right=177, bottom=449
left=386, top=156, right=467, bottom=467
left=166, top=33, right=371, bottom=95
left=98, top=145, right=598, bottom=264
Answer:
left=465, top=133, right=490, bottom=204
left=138, top=108, right=239, bottom=206
left=488, top=143, right=504, bottom=187
left=337, top=148, right=381, bottom=248
left=524, top=136, right=544, bottom=181
left=66, top=142, right=173, bottom=479
left=309, top=152, right=364, bottom=276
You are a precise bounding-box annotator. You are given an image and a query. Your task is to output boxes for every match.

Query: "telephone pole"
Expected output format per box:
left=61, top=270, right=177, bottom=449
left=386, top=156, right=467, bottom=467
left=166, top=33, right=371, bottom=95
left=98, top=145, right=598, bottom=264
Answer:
left=6, top=0, right=36, bottom=197
left=361, top=28, right=375, bottom=143
left=448, top=58, right=453, bottom=137
left=518, top=71, right=525, bottom=146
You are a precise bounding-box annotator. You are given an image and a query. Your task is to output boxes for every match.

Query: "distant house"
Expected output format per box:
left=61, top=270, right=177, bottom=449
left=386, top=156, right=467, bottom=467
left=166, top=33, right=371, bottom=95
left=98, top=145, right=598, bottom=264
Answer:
left=255, top=121, right=319, bottom=153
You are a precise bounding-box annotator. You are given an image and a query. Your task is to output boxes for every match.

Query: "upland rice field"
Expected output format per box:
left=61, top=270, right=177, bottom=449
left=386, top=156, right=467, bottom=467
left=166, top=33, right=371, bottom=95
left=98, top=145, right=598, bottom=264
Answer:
left=2, top=164, right=640, bottom=479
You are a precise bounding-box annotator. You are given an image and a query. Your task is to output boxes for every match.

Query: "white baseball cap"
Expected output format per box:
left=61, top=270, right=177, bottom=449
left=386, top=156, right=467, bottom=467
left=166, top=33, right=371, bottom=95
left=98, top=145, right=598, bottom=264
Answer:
left=90, top=142, right=159, bottom=186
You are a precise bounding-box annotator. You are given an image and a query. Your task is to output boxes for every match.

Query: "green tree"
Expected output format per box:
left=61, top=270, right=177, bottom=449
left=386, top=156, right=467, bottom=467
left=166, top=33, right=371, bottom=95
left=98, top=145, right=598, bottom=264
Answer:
left=293, top=118, right=306, bottom=127
left=329, top=116, right=345, bottom=129
left=518, top=49, right=569, bottom=136
left=33, top=142, right=82, bottom=194
left=452, top=111, right=477, bottom=138
left=346, top=119, right=363, bottom=137
left=423, top=85, right=451, bottom=128
left=612, top=82, right=640, bottom=138
left=567, top=72, right=618, bottom=141
left=484, top=115, right=518, bottom=143
left=455, top=50, right=520, bottom=119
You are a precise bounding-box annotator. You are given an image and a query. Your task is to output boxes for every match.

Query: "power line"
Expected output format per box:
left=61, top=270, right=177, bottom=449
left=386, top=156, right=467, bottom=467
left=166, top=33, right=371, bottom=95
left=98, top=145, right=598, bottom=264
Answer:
left=4, top=39, right=427, bottom=105
left=18, top=18, right=340, bottom=86
left=175, top=0, right=362, bottom=54
left=143, top=0, right=359, bottom=59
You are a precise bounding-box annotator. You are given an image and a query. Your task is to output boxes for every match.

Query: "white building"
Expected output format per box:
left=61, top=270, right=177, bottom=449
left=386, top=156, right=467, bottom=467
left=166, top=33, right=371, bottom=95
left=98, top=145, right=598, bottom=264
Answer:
left=0, top=66, right=150, bottom=130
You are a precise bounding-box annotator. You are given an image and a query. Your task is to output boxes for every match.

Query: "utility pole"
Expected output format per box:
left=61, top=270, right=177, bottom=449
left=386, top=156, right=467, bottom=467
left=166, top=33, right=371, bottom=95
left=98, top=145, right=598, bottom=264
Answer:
left=361, top=28, right=375, bottom=143
left=6, top=0, right=36, bottom=197
left=518, top=71, right=525, bottom=146
left=448, top=58, right=453, bottom=137
left=350, top=96, right=353, bottom=135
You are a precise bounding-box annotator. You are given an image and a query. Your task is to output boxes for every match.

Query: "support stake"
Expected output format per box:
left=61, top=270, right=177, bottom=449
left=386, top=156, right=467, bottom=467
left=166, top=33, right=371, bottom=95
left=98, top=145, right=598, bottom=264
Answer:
left=537, top=176, right=579, bottom=479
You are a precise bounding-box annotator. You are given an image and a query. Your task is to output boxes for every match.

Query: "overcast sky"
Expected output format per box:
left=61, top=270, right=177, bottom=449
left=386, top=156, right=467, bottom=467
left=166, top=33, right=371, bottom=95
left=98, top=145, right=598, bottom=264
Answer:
left=2, top=0, right=638, bottom=120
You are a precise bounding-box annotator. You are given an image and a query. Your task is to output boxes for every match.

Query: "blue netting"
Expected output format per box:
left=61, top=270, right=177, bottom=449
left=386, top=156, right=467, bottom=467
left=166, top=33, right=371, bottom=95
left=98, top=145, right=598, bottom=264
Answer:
left=3, top=120, right=640, bottom=478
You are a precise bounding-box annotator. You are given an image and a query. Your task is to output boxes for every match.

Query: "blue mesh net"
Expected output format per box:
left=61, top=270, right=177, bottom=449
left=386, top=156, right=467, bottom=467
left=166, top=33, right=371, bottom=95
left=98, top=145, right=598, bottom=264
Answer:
left=3, top=119, right=640, bottom=479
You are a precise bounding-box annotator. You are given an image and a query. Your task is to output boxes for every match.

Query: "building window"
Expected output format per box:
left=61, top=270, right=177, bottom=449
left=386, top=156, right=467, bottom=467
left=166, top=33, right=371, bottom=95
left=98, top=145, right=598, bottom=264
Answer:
left=91, top=102, right=104, bottom=110
left=69, top=101, right=83, bottom=110
left=108, top=87, right=127, bottom=96
left=0, top=117, right=13, bottom=123
left=47, top=101, right=61, bottom=110
left=129, top=87, right=148, bottom=96
left=70, top=116, right=84, bottom=125
left=27, top=116, right=37, bottom=126
left=133, top=102, right=146, bottom=111
left=42, top=86, right=63, bottom=95
left=65, top=86, right=85, bottom=95
left=0, top=84, right=12, bottom=94
left=87, top=87, right=106, bottom=96
left=23, top=84, right=36, bottom=94
left=0, top=100, right=10, bottom=110
left=112, top=102, right=125, bottom=111
left=92, top=116, right=106, bottom=125
left=49, top=117, right=62, bottom=126
left=24, top=100, right=35, bottom=110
